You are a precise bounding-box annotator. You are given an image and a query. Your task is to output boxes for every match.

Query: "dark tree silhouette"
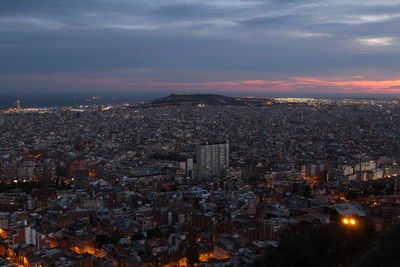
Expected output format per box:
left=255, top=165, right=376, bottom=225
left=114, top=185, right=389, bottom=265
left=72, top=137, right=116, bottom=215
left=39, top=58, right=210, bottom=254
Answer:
left=180, top=232, right=200, bottom=266
left=253, top=220, right=375, bottom=267
left=361, top=225, right=400, bottom=267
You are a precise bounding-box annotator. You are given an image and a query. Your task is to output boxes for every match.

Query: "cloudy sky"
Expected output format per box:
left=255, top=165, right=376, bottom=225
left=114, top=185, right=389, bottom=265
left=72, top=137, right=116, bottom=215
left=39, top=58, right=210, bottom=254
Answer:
left=1, top=0, right=400, bottom=96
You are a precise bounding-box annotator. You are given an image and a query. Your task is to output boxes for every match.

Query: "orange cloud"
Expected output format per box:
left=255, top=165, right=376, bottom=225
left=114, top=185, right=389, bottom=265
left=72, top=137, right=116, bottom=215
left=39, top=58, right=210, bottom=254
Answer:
left=2, top=73, right=400, bottom=94
left=293, top=77, right=400, bottom=93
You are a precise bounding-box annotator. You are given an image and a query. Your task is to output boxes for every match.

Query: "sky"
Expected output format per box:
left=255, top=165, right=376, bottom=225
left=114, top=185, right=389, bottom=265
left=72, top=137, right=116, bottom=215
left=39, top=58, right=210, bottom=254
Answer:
left=1, top=0, right=400, bottom=96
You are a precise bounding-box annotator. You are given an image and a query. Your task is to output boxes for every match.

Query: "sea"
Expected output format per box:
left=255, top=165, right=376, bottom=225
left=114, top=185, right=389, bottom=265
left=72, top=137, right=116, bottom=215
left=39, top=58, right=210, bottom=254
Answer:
left=0, top=92, right=166, bottom=110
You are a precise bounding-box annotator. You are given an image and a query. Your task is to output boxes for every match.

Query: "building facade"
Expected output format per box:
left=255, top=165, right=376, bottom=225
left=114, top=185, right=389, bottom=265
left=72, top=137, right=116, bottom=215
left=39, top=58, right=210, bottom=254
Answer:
left=196, top=143, right=229, bottom=178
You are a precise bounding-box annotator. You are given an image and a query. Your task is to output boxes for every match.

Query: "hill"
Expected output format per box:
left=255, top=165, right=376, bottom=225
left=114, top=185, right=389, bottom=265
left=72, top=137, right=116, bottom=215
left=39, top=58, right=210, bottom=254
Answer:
left=150, top=93, right=269, bottom=106
left=151, top=93, right=240, bottom=105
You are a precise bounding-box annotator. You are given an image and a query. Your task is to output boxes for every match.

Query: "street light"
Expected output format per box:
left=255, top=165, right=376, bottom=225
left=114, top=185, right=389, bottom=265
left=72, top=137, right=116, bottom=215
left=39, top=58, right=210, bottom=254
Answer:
left=342, top=217, right=357, bottom=226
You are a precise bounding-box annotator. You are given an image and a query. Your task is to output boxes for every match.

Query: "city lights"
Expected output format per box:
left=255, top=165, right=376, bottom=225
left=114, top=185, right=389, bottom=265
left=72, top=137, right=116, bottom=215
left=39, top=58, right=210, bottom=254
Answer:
left=0, top=93, right=399, bottom=267
left=342, top=217, right=357, bottom=226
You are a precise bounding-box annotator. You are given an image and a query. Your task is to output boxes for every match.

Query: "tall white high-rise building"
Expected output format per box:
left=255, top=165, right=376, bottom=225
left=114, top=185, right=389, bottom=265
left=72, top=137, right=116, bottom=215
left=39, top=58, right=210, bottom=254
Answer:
left=196, top=143, right=229, bottom=177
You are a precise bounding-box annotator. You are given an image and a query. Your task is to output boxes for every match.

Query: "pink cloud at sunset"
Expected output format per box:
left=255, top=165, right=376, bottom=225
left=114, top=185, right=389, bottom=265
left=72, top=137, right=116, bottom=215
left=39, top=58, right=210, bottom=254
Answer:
left=2, top=73, right=400, bottom=95
left=144, top=77, right=400, bottom=94
left=291, top=77, right=400, bottom=94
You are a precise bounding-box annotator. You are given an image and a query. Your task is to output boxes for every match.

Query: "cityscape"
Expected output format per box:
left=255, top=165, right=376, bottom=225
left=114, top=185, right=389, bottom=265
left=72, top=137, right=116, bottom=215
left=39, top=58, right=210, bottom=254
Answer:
left=0, top=94, right=398, bottom=266
left=2, top=0, right=400, bottom=266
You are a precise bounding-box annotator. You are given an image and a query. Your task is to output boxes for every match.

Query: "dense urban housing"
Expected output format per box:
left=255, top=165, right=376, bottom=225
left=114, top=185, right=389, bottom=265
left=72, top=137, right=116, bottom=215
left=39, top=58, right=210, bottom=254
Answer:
left=0, top=95, right=399, bottom=266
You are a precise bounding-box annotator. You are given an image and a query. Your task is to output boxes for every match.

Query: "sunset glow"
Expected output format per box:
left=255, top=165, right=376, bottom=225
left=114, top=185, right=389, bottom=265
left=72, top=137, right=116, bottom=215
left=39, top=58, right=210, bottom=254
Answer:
left=2, top=73, right=400, bottom=95
left=1, top=0, right=399, bottom=96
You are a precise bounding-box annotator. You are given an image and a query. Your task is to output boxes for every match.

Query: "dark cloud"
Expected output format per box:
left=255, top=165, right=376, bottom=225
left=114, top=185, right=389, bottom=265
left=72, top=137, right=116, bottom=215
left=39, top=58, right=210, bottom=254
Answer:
left=241, top=14, right=310, bottom=27
left=352, top=4, right=400, bottom=15
left=152, top=4, right=219, bottom=20
left=307, top=17, right=400, bottom=37
left=0, top=0, right=400, bottom=93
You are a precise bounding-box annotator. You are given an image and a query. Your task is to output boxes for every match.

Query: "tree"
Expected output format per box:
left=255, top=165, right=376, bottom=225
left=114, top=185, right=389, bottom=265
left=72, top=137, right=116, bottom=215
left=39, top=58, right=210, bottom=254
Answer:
left=361, top=225, right=400, bottom=267
left=110, top=230, right=123, bottom=245
left=131, top=231, right=146, bottom=241
left=180, top=232, right=200, bottom=266
left=147, top=228, right=163, bottom=239
left=253, top=220, right=375, bottom=267
left=95, top=234, right=112, bottom=249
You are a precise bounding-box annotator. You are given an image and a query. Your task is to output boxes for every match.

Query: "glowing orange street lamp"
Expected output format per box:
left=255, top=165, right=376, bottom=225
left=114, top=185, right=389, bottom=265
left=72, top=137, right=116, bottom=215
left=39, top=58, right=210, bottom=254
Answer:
left=342, top=217, right=357, bottom=226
